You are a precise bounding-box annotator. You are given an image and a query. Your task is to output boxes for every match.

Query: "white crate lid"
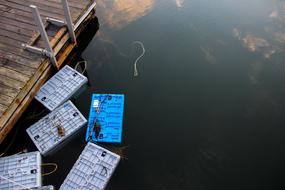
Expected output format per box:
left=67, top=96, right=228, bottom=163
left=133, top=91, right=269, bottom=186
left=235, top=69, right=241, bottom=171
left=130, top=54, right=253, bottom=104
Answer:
left=0, top=151, right=41, bottom=190
left=32, top=185, right=54, bottom=190
left=60, top=142, right=120, bottom=190
left=35, top=65, right=88, bottom=111
left=26, top=101, right=87, bottom=156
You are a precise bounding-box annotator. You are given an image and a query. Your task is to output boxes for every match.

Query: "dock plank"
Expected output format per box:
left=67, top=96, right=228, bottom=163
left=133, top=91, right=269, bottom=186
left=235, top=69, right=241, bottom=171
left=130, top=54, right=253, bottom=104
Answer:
left=0, top=28, right=31, bottom=43
left=0, top=94, right=14, bottom=106
left=0, top=67, right=30, bottom=82
left=0, top=36, right=43, bottom=61
left=0, top=103, right=7, bottom=115
left=7, top=0, right=65, bottom=16
left=0, top=59, right=37, bottom=76
left=0, top=73, right=25, bottom=90
left=0, top=22, right=33, bottom=37
left=0, top=0, right=65, bottom=21
left=47, top=0, right=90, bottom=10
left=0, top=50, right=41, bottom=69
left=0, top=16, right=38, bottom=31
left=0, top=83, right=19, bottom=98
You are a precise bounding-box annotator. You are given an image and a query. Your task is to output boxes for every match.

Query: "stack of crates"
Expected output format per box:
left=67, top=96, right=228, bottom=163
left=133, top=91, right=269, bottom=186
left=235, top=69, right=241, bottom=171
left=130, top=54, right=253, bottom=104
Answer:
left=14, top=65, right=125, bottom=189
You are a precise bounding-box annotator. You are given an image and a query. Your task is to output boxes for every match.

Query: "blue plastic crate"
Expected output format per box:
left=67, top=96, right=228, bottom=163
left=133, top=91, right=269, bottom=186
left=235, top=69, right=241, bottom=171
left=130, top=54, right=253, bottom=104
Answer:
left=86, top=94, right=125, bottom=143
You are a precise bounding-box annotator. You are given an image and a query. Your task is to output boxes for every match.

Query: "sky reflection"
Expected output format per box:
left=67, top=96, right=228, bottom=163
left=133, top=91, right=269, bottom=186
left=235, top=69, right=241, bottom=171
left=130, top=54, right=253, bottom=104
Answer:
left=96, top=0, right=154, bottom=29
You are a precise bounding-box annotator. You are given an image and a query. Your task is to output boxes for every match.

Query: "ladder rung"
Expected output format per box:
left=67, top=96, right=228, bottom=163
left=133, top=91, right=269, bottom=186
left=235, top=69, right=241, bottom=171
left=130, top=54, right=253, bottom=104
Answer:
left=46, top=17, right=66, bottom=27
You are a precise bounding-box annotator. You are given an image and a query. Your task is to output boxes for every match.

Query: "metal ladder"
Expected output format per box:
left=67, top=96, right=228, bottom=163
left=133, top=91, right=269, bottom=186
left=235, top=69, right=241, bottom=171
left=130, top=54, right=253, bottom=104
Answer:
left=21, top=0, right=96, bottom=68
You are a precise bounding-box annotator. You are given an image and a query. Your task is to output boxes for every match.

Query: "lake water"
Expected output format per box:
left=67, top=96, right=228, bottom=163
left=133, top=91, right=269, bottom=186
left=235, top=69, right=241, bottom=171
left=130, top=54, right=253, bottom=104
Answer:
left=3, top=0, right=285, bottom=189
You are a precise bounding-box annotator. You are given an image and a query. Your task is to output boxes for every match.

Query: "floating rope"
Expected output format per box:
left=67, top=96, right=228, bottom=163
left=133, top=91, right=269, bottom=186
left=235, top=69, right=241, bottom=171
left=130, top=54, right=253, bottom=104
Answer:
left=132, top=41, right=145, bottom=77
left=74, top=60, right=87, bottom=74
left=0, top=175, right=33, bottom=190
left=41, top=163, right=58, bottom=176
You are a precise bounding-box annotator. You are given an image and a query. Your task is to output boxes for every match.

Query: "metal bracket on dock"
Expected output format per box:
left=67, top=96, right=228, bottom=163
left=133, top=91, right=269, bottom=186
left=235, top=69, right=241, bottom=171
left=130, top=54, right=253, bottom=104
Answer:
left=22, top=0, right=79, bottom=67
left=74, top=1, right=97, bottom=31
left=46, top=17, right=66, bottom=27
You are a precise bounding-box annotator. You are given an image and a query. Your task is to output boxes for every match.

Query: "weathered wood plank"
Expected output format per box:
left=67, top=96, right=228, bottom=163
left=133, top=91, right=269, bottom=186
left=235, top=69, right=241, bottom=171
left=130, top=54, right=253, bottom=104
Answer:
left=0, top=43, right=43, bottom=66
left=0, top=28, right=30, bottom=43
left=0, top=57, right=36, bottom=76
left=7, top=0, right=65, bottom=16
left=26, top=0, right=81, bottom=12
left=0, top=83, right=19, bottom=98
left=50, top=27, right=67, bottom=46
left=0, top=94, right=14, bottom=106
left=0, top=73, right=25, bottom=90
left=0, top=16, right=38, bottom=31
left=0, top=4, right=35, bottom=24
left=3, top=0, right=83, bottom=23
left=0, top=0, right=65, bottom=21
left=0, top=103, right=7, bottom=115
left=0, top=34, right=27, bottom=46
left=0, top=21, right=33, bottom=37
left=0, top=66, right=30, bottom=83
left=0, top=49, right=41, bottom=70
left=47, top=0, right=90, bottom=10
left=53, top=33, right=70, bottom=54
left=0, top=36, right=43, bottom=61
left=0, top=48, right=42, bottom=69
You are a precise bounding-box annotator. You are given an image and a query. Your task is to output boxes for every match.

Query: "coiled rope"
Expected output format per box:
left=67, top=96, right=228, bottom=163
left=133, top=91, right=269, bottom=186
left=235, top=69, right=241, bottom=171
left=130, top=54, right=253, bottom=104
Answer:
left=132, top=41, right=145, bottom=77
left=41, top=163, right=58, bottom=176
left=74, top=60, right=87, bottom=74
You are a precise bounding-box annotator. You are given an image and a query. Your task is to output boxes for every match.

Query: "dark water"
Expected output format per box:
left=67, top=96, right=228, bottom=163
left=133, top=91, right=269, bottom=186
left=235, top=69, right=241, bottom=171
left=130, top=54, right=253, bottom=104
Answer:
left=3, top=0, right=285, bottom=189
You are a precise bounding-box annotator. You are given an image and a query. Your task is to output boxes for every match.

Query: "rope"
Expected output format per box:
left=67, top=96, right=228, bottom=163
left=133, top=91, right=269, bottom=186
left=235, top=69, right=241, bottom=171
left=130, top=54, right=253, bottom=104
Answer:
left=0, top=175, right=33, bottom=190
left=74, top=60, right=87, bottom=74
left=132, top=41, right=145, bottom=77
left=41, top=163, right=58, bottom=176
left=88, top=95, right=109, bottom=140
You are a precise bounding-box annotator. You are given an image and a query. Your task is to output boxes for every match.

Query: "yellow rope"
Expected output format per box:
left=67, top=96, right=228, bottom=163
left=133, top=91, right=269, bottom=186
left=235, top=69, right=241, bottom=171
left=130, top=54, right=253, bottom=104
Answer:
left=41, top=163, right=58, bottom=176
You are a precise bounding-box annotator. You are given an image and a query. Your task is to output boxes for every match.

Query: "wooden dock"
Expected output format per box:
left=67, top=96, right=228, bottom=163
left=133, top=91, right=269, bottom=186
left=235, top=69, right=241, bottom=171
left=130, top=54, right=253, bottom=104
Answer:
left=0, top=0, right=96, bottom=143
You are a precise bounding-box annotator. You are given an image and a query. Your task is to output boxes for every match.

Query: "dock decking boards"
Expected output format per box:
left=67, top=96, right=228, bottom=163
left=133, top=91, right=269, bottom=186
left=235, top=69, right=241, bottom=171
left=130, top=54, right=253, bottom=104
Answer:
left=0, top=0, right=96, bottom=143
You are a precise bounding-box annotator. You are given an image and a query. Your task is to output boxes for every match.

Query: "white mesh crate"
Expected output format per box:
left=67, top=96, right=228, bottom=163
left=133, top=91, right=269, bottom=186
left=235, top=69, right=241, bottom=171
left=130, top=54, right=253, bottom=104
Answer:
left=35, top=65, right=88, bottom=111
left=0, top=151, right=41, bottom=190
left=26, top=101, right=87, bottom=156
left=32, top=185, right=54, bottom=190
left=60, top=142, right=120, bottom=190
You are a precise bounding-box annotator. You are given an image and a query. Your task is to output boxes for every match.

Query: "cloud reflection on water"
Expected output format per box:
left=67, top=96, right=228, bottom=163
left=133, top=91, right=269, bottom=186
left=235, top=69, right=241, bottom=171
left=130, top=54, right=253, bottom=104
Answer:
left=96, top=0, right=154, bottom=29
left=175, top=0, right=185, bottom=8
left=233, top=28, right=280, bottom=59
left=233, top=1, right=285, bottom=59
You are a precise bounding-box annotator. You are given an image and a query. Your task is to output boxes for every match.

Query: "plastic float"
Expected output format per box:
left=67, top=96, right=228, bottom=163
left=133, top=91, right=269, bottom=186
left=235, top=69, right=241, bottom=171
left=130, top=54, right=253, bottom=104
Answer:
left=86, top=94, right=125, bottom=143
left=27, top=101, right=87, bottom=156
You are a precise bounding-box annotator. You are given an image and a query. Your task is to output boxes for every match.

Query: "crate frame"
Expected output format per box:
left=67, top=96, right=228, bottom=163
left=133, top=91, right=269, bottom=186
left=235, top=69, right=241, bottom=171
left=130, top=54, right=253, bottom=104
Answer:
left=26, top=101, right=87, bottom=156
left=60, top=142, right=120, bottom=190
left=0, top=151, right=42, bottom=190
left=35, top=65, right=88, bottom=111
